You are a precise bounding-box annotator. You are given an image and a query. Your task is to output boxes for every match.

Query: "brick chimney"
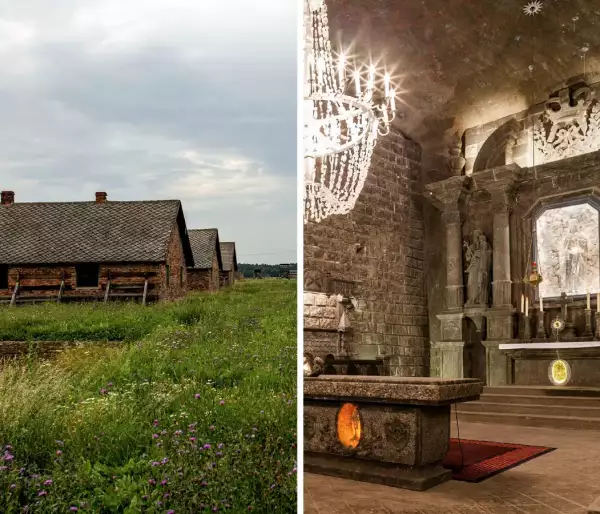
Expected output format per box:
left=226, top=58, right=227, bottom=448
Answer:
left=95, top=192, right=107, bottom=204
left=1, top=191, right=14, bottom=206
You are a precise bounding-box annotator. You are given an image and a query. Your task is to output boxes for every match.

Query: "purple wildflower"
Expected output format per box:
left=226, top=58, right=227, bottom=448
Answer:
left=43, top=479, right=53, bottom=486
left=203, top=444, right=211, bottom=450
left=160, top=479, right=168, bottom=486
left=70, top=508, right=78, bottom=512
left=56, top=450, right=63, bottom=456
left=3, top=452, right=14, bottom=462
left=38, top=491, right=47, bottom=497
left=209, top=425, right=215, bottom=431
left=153, top=419, right=159, bottom=426
left=99, top=388, right=107, bottom=395
left=152, top=434, right=159, bottom=439
left=148, top=479, right=156, bottom=485
left=217, top=443, right=224, bottom=449
left=194, top=394, right=201, bottom=399
left=219, top=400, right=225, bottom=406
left=9, top=483, right=16, bottom=489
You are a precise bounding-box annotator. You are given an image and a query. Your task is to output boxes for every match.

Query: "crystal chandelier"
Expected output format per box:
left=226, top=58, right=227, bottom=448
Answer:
left=303, top=0, right=396, bottom=224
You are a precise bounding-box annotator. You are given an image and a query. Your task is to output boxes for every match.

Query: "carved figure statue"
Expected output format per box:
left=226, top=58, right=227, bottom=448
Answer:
left=563, top=221, right=588, bottom=294
left=464, top=230, right=492, bottom=305
left=446, top=131, right=466, bottom=176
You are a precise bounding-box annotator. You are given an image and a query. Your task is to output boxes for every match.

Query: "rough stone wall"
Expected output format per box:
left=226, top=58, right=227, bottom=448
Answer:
left=304, top=126, right=429, bottom=377
left=160, top=225, right=187, bottom=300
left=304, top=291, right=339, bottom=358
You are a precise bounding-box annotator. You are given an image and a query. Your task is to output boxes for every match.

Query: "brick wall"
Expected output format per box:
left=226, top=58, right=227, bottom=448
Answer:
left=188, top=252, right=220, bottom=292
left=0, top=225, right=189, bottom=303
left=219, top=270, right=235, bottom=288
left=303, top=126, right=429, bottom=377
left=160, top=224, right=187, bottom=300
left=0, top=263, right=164, bottom=301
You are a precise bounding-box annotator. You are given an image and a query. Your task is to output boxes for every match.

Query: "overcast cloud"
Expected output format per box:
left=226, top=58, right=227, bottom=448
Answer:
left=0, top=0, right=297, bottom=264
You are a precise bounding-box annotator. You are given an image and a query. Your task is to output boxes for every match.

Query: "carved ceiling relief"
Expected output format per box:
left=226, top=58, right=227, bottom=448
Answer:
left=533, top=85, right=600, bottom=164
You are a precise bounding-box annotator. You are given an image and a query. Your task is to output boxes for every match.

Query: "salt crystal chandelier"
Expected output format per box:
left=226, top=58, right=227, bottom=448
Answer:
left=303, top=0, right=397, bottom=224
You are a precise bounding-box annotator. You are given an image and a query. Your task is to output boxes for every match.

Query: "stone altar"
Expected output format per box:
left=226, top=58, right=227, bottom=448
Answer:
left=304, top=376, right=482, bottom=491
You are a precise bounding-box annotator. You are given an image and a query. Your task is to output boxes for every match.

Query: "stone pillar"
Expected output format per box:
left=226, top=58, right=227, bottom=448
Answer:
left=425, top=176, right=470, bottom=380
left=489, top=186, right=513, bottom=308
left=443, top=207, right=464, bottom=310
left=477, top=164, right=521, bottom=386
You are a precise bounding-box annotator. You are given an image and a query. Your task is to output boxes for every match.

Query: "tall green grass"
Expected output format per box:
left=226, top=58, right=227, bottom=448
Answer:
left=0, top=280, right=297, bottom=513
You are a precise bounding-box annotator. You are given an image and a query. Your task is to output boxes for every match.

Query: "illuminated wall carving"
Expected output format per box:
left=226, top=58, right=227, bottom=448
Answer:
left=536, top=202, right=600, bottom=298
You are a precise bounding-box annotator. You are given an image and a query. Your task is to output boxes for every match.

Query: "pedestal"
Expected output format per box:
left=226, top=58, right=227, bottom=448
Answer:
left=523, top=315, right=531, bottom=341
left=536, top=311, right=546, bottom=339
left=304, top=376, right=482, bottom=491
left=585, top=309, right=594, bottom=338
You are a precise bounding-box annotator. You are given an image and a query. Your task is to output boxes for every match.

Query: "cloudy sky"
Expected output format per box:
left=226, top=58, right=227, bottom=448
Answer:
left=0, top=0, right=298, bottom=264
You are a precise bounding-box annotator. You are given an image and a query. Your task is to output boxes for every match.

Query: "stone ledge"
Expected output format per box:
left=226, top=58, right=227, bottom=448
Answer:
left=304, top=375, right=482, bottom=405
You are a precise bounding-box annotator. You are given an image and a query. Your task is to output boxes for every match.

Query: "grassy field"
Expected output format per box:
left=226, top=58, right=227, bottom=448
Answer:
left=0, top=280, right=297, bottom=513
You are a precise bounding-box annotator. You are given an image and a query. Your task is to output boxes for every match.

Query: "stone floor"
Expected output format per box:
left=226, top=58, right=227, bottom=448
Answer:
left=304, top=421, right=600, bottom=513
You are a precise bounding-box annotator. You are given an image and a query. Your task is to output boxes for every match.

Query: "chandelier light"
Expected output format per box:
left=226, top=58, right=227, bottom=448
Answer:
left=303, top=0, right=396, bottom=224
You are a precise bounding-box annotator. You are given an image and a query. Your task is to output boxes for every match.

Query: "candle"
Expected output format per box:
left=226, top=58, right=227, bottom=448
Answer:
left=384, top=72, right=390, bottom=97
left=390, top=89, right=396, bottom=112
left=539, top=294, right=543, bottom=312
left=525, top=297, right=529, bottom=317
left=354, top=70, right=361, bottom=96
left=588, top=291, right=591, bottom=310
left=338, top=53, right=345, bottom=87
left=597, top=292, right=599, bottom=313
left=521, top=294, right=524, bottom=313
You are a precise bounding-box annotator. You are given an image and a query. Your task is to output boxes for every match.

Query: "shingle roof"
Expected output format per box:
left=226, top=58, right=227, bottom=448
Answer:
left=0, top=200, right=194, bottom=265
left=220, top=242, right=237, bottom=272
left=188, top=229, right=223, bottom=270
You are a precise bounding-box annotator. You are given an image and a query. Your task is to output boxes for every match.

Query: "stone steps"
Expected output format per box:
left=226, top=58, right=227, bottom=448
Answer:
left=456, top=386, right=600, bottom=431
left=480, top=393, right=600, bottom=408
left=460, top=400, right=600, bottom=418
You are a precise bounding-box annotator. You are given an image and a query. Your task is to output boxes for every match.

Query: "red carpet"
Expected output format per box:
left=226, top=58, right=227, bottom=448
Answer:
left=442, top=438, right=555, bottom=483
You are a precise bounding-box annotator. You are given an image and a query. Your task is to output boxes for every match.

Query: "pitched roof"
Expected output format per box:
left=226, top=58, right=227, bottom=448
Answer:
left=188, top=229, right=223, bottom=270
left=0, top=199, right=194, bottom=265
left=220, top=242, right=238, bottom=272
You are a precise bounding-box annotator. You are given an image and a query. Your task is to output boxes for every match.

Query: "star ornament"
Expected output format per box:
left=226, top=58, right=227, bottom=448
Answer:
left=523, top=1, right=543, bottom=16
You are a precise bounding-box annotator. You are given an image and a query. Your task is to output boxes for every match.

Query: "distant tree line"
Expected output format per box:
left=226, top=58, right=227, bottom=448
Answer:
left=238, top=263, right=297, bottom=278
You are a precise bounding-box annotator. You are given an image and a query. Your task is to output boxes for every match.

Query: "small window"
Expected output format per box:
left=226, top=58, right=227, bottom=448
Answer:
left=0, top=265, right=8, bottom=289
left=166, top=265, right=170, bottom=286
left=180, top=266, right=184, bottom=287
left=75, top=263, right=100, bottom=288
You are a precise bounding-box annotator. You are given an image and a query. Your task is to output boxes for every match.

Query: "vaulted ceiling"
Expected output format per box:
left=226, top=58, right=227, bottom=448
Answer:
left=326, top=0, right=600, bottom=180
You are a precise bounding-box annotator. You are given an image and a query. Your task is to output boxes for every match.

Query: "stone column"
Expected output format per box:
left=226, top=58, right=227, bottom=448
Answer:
left=443, top=207, right=464, bottom=310
left=489, top=186, right=513, bottom=308
left=425, top=176, right=470, bottom=379
left=477, top=164, right=522, bottom=386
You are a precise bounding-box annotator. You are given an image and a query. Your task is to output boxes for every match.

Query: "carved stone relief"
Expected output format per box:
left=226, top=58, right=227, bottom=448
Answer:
left=536, top=202, right=600, bottom=298
left=447, top=131, right=466, bottom=176
left=533, top=86, right=600, bottom=164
